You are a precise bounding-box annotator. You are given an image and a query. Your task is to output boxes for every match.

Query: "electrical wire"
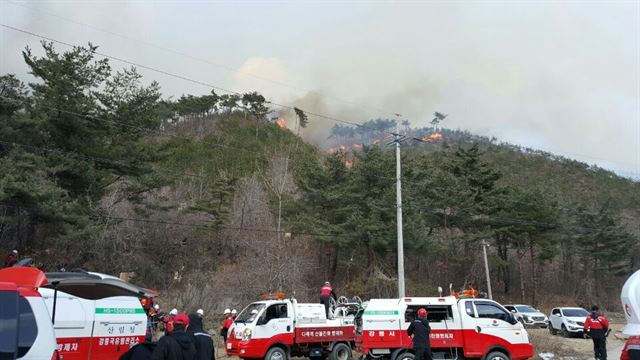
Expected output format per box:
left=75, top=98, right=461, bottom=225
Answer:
left=5, top=0, right=403, bottom=120
left=0, top=23, right=382, bottom=134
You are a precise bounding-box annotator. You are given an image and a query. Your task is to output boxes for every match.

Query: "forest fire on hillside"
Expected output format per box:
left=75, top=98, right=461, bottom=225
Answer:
left=423, top=133, right=444, bottom=142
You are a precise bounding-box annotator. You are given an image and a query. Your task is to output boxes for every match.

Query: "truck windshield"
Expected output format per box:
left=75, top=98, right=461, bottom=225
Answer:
left=563, top=309, right=589, bottom=317
left=516, top=306, right=537, bottom=313
left=235, top=304, right=265, bottom=323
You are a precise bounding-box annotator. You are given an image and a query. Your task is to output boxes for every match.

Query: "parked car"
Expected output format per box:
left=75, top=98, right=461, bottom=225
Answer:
left=548, top=307, right=590, bottom=337
left=504, top=304, right=548, bottom=328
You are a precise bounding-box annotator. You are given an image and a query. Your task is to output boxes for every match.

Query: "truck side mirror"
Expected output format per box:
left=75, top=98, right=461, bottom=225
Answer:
left=510, top=310, right=516, bottom=313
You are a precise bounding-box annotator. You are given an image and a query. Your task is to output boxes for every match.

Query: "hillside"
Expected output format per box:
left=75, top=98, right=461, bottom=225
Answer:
left=1, top=43, right=638, bottom=314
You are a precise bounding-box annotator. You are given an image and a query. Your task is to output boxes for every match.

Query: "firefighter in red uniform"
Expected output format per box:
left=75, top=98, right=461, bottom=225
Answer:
left=320, top=281, right=337, bottom=319
left=4, top=250, right=18, bottom=268
left=164, top=308, right=178, bottom=334
left=583, top=305, right=609, bottom=360
left=220, top=309, right=233, bottom=342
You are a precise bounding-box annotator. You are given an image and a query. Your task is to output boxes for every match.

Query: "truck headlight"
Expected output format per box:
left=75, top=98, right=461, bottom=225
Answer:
left=567, top=320, right=576, bottom=325
left=242, top=327, right=252, bottom=341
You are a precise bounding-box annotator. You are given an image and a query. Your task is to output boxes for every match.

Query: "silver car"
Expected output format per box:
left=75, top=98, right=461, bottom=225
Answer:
left=504, top=304, right=549, bottom=328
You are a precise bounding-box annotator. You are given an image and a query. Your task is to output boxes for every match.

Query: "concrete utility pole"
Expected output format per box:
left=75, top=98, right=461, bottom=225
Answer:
left=394, top=114, right=405, bottom=298
left=482, top=240, right=493, bottom=299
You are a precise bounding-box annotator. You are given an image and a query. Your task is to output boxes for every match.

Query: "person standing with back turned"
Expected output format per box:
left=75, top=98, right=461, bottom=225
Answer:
left=407, top=308, right=432, bottom=360
left=320, top=282, right=336, bottom=319
left=584, top=305, right=610, bottom=360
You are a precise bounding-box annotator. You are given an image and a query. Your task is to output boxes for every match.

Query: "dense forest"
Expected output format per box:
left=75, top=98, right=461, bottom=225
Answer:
left=1, top=42, right=638, bottom=314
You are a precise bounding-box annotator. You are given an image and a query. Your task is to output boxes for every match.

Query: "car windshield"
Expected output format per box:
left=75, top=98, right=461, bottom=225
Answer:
left=563, top=309, right=589, bottom=317
left=235, top=304, right=265, bottom=323
left=516, top=305, right=537, bottom=313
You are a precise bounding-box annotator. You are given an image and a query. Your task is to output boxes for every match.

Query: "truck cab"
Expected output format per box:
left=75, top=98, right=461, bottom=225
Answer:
left=40, top=271, right=155, bottom=360
left=621, top=269, right=640, bottom=360
left=227, top=298, right=356, bottom=360
left=356, top=297, right=533, bottom=360
left=0, top=267, right=58, bottom=360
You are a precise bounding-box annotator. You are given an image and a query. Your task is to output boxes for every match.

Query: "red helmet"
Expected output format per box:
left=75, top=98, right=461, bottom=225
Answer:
left=417, top=308, right=427, bottom=317
left=173, top=313, right=190, bottom=326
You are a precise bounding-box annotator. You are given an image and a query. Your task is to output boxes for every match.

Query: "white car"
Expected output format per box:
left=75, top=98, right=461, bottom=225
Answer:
left=548, top=307, right=590, bottom=337
left=504, top=304, right=549, bottom=328
left=0, top=267, right=58, bottom=360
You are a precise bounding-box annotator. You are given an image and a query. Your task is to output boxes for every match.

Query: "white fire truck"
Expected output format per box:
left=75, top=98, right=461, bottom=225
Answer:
left=355, top=296, right=534, bottom=360
left=621, top=269, right=640, bottom=360
left=226, top=296, right=359, bottom=360
left=39, top=270, right=156, bottom=360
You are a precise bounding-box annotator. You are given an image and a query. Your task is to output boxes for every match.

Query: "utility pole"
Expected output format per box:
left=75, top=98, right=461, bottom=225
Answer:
left=482, top=240, right=493, bottom=299
left=394, top=114, right=405, bottom=298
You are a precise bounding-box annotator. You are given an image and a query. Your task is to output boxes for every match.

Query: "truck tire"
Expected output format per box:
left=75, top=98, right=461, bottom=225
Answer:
left=485, top=351, right=510, bottom=360
left=549, top=324, right=557, bottom=335
left=266, top=347, right=288, bottom=360
left=330, top=343, right=352, bottom=360
left=561, top=325, right=570, bottom=338
left=395, top=352, right=414, bottom=360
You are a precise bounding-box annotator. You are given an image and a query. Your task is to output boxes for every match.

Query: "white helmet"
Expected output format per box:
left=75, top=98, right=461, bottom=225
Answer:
left=169, top=308, right=178, bottom=316
left=231, top=309, right=237, bottom=315
left=153, top=304, right=160, bottom=310
left=197, top=309, right=204, bottom=316
left=223, top=308, right=231, bottom=315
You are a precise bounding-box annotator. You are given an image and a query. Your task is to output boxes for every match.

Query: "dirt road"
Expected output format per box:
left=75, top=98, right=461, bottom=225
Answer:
left=529, top=322, right=625, bottom=360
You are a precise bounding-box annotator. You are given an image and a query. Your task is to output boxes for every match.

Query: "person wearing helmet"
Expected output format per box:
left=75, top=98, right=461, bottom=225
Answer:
left=407, top=308, right=432, bottom=360
left=320, top=281, right=337, bottom=319
left=151, top=304, right=162, bottom=334
left=188, top=313, right=215, bottom=360
left=4, top=250, right=18, bottom=268
left=151, top=313, right=197, bottom=360
left=231, top=309, right=237, bottom=319
left=196, top=309, right=204, bottom=318
left=220, top=308, right=234, bottom=342
left=163, top=309, right=179, bottom=334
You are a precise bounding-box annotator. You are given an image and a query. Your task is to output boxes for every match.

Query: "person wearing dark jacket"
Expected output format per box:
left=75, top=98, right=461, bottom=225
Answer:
left=188, top=313, right=215, bottom=360
left=4, top=250, right=18, bottom=268
left=119, top=342, right=156, bottom=360
left=151, top=313, right=197, bottom=360
left=407, top=308, right=432, bottom=360
left=583, top=305, right=610, bottom=360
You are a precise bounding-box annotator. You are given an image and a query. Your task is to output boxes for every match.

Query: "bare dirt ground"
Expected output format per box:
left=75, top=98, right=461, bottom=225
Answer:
left=528, top=322, right=625, bottom=360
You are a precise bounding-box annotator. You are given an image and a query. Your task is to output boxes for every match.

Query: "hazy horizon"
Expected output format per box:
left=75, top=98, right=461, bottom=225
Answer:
left=1, top=0, right=638, bottom=178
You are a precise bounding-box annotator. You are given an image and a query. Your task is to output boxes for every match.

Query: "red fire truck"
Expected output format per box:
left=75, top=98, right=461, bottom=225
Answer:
left=226, top=296, right=359, bottom=360
left=355, top=296, right=534, bottom=360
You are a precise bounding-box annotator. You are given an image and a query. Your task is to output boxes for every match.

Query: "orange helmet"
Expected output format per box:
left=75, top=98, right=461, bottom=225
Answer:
left=418, top=308, right=427, bottom=317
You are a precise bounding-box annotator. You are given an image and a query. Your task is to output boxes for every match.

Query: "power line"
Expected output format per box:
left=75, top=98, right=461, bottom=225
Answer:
left=6, top=0, right=401, bottom=120
left=0, top=23, right=382, bottom=134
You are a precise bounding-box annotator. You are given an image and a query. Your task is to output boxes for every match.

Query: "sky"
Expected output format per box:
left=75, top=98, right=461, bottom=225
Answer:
left=1, top=0, right=639, bottom=178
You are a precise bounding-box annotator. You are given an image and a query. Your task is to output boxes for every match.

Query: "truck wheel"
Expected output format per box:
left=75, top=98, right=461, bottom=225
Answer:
left=485, top=351, right=510, bottom=360
left=561, top=325, right=570, bottom=338
left=549, top=325, right=557, bottom=335
left=330, top=343, right=352, bottom=360
left=266, top=347, right=288, bottom=360
left=395, top=352, right=414, bottom=360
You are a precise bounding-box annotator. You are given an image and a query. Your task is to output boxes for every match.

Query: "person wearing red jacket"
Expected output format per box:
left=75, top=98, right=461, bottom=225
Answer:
left=320, top=281, right=337, bottom=319
left=583, top=305, right=610, bottom=360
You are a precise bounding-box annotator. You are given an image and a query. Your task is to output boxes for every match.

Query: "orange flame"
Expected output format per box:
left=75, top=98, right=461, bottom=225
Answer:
left=276, top=118, right=286, bottom=129
left=352, top=143, right=363, bottom=150
left=344, top=160, right=353, bottom=169
left=422, top=133, right=444, bottom=142
left=339, top=144, right=348, bottom=152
